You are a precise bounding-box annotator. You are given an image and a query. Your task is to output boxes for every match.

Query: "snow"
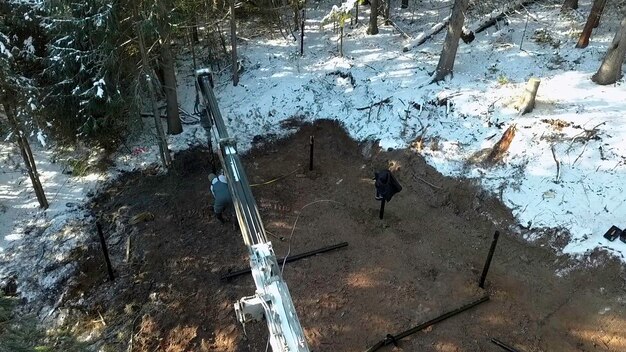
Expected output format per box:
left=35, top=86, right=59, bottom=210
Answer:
left=178, top=1, right=625, bottom=262
left=36, top=130, right=46, bottom=147
left=93, top=78, right=105, bottom=98
left=1, top=0, right=625, bottom=319
left=23, top=36, right=35, bottom=55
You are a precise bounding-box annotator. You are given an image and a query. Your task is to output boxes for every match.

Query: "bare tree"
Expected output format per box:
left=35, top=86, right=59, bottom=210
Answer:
left=575, top=0, right=606, bottom=49
left=432, top=0, right=470, bottom=82
left=368, top=0, right=379, bottom=35
left=592, top=17, right=626, bottom=85
left=230, top=0, right=239, bottom=86
left=2, top=102, right=48, bottom=209
left=561, top=0, right=578, bottom=11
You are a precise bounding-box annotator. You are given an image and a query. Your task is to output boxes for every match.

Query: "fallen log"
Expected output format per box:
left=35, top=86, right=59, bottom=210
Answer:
left=402, top=15, right=450, bottom=52
left=470, top=0, right=539, bottom=34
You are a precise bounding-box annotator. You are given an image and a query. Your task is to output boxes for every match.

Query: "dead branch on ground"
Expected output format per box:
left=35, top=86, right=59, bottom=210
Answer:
left=356, top=97, right=392, bottom=110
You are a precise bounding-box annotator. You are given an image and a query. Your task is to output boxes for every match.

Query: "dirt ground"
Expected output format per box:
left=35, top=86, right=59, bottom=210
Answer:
left=70, top=120, right=626, bottom=351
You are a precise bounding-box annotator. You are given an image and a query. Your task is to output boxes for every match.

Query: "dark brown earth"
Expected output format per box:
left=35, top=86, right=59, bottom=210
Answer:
left=68, top=120, right=626, bottom=351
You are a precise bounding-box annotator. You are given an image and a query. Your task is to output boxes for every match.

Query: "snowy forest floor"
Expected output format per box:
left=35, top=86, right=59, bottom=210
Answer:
left=72, top=120, right=626, bottom=351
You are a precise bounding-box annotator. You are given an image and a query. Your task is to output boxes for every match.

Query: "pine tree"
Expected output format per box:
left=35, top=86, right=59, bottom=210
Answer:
left=41, top=0, right=130, bottom=145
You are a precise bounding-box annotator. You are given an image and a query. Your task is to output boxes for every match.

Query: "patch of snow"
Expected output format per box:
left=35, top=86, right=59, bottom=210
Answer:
left=36, top=130, right=46, bottom=147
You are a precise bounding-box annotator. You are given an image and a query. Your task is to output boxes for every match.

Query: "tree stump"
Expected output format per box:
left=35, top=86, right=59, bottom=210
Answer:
left=486, top=124, right=517, bottom=164
left=515, top=78, right=540, bottom=115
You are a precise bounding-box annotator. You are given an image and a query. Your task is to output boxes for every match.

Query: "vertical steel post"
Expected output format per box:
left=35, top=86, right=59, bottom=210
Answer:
left=309, top=136, right=315, bottom=171
left=479, top=231, right=500, bottom=288
left=96, top=222, right=115, bottom=281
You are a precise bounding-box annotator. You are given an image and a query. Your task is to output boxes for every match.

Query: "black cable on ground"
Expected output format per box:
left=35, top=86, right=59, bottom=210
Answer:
left=220, top=242, right=349, bottom=280
left=365, top=295, right=490, bottom=352
left=491, top=338, right=520, bottom=352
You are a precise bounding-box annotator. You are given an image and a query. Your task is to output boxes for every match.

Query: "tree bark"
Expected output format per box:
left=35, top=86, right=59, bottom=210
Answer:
left=159, top=41, right=183, bottom=135
left=367, top=0, right=379, bottom=35
left=486, top=124, right=517, bottom=164
left=515, top=78, right=541, bottom=115
left=432, top=0, right=469, bottom=82
left=230, top=0, right=239, bottom=86
left=146, top=75, right=173, bottom=168
left=575, top=0, right=606, bottom=49
left=561, top=0, right=578, bottom=11
left=137, top=25, right=172, bottom=168
left=3, top=102, right=48, bottom=209
left=157, top=0, right=183, bottom=135
left=592, top=18, right=626, bottom=85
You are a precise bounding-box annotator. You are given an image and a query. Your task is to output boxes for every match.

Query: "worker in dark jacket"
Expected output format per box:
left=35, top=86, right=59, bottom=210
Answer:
left=209, top=173, right=233, bottom=223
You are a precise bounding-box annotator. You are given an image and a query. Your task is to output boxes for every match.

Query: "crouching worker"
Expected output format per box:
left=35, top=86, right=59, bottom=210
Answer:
left=209, top=173, right=233, bottom=223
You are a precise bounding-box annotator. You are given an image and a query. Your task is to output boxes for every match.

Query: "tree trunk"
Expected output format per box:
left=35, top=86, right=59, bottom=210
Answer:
left=576, top=0, right=606, bottom=49
left=300, top=8, right=305, bottom=56
left=384, top=0, right=390, bottom=25
left=192, top=13, right=199, bottom=43
left=515, top=78, right=541, bottom=115
left=432, top=0, right=469, bottom=82
left=339, top=26, right=344, bottom=57
left=367, top=0, right=379, bottom=35
left=230, top=0, right=239, bottom=86
left=592, top=18, right=626, bottom=85
left=159, top=41, right=183, bottom=135
left=156, top=0, right=182, bottom=135
left=137, top=25, right=172, bottom=168
left=355, top=0, right=359, bottom=24
left=3, top=103, right=48, bottom=209
left=561, top=0, right=578, bottom=11
left=146, top=75, right=173, bottom=168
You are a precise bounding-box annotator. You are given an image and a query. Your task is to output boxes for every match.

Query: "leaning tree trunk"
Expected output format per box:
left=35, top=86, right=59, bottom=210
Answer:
left=592, top=17, right=626, bottom=85
left=137, top=24, right=172, bottom=168
left=3, top=102, right=48, bottom=209
left=367, top=0, right=379, bottom=35
left=432, top=0, right=470, bottom=82
left=230, top=0, right=239, bottom=86
left=561, top=0, right=578, bottom=11
left=576, top=0, right=606, bottom=49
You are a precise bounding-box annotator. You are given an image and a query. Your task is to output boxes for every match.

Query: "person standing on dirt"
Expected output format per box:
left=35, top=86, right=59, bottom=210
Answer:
left=209, top=173, right=233, bottom=223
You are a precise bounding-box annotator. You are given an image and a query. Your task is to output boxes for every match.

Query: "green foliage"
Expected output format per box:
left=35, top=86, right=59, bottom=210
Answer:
left=497, top=74, right=509, bottom=85
left=0, top=294, right=44, bottom=352
left=67, top=156, right=91, bottom=177
left=0, top=294, right=88, bottom=352
left=41, top=0, right=136, bottom=147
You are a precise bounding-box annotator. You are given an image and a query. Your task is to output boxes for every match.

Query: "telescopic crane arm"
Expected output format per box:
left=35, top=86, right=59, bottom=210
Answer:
left=195, top=69, right=310, bottom=352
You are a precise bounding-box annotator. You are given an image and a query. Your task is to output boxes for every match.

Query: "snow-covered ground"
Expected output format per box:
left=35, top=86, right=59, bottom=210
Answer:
left=205, top=0, right=626, bottom=261
left=1, top=0, right=625, bottom=313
